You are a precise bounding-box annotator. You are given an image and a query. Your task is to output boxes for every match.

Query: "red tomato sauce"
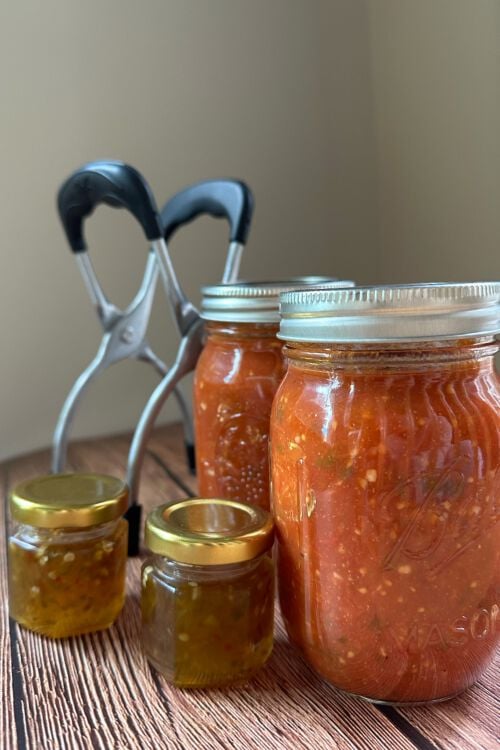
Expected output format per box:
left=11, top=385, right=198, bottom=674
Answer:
left=194, top=322, right=285, bottom=510
left=270, top=341, right=499, bottom=702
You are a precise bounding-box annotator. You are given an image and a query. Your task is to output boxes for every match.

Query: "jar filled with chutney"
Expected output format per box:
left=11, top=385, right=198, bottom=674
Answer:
left=141, top=497, right=275, bottom=688
left=271, top=282, right=500, bottom=703
left=8, top=473, right=128, bottom=638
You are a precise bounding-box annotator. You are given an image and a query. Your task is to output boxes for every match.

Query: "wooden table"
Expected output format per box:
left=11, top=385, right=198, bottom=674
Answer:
left=1, top=424, right=498, bottom=750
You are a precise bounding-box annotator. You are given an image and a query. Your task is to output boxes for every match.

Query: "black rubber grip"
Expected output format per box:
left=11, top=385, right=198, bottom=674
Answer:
left=57, top=160, right=162, bottom=252
left=124, top=503, right=142, bottom=557
left=160, top=179, right=254, bottom=245
left=185, top=441, right=196, bottom=475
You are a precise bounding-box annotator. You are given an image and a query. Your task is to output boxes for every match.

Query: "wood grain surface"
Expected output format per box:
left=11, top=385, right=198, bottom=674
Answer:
left=1, top=424, right=498, bottom=750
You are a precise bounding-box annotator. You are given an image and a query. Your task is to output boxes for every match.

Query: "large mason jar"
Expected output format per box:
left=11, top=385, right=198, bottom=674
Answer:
left=270, top=283, right=500, bottom=704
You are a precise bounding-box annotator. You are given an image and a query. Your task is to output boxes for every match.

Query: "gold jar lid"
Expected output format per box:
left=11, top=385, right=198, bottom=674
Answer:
left=145, top=498, right=274, bottom=565
left=10, top=473, right=129, bottom=528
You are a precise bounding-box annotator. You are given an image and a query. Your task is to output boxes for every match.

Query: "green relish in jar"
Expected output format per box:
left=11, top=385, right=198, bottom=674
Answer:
left=8, top=473, right=128, bottom=638
left=141, top=498, right=275, bottom=688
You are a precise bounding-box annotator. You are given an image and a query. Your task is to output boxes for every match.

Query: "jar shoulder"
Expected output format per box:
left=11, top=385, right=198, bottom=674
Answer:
left=271, top=363, right=500, bottom=473
left=142, top=554, right=273, bottom=587
left=10, top=517, right=127, bottom=548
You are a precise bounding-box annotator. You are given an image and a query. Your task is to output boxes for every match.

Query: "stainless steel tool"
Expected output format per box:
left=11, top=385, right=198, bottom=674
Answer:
left=154, top=178, right=254, bottom=475
left=126, top=179, right=254, bottom=553
left=53, top=161, right=254, bottom=554
left=52, top=160, right=195, bottom=475
left=161, top=178, right=253, bottom=285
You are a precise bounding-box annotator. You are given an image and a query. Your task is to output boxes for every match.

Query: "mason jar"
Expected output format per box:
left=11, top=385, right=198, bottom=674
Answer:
left=8, top=473, right=128, bottom=638
left=270, top=282, right=500, bottom=704
left=194, top=279, right=354, bottom=509
left=141, top=497, right=275, bottom=688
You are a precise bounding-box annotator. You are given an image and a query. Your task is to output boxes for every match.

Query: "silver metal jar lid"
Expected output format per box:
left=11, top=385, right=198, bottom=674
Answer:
left=279, top=282, right=500, bottom=342
left=201, top=278, right=355, bottom=323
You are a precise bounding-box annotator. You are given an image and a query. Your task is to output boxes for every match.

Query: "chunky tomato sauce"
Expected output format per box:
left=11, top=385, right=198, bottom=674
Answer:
left=194, top=322, right=285, bottom=510
left=270, top=341, right=499, bottom=703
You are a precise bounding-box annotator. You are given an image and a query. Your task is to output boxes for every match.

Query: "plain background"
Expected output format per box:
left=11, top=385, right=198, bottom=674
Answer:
left=0, top=0, right=498, bottom=461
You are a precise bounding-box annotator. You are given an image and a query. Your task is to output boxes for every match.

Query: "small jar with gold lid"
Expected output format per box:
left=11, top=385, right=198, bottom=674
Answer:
left=141, top=497, right=275, bottom=688
left=8, top=473, right=128, bottom=638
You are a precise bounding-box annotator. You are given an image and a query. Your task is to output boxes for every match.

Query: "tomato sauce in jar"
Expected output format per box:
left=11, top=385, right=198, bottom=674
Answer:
left=271, top=283, right=500, bottom=703
left=194, top=280, right=353, bottom=510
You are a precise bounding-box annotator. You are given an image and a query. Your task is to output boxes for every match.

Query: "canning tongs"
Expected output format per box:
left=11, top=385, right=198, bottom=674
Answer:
left=52, top=161, right=196, bottom=475
left=126, top=177, right=254, bottom=554
left=52, top=160, right=253, bottom=554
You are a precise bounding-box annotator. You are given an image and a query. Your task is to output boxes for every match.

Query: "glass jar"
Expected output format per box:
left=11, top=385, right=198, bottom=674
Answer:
left=8, top=473, right=128, bottom=638
left=271, top=283, right=500, bottom=704
left=194, top=279, right=353, bottom=509
left=141, top=497, right=275, bottom=688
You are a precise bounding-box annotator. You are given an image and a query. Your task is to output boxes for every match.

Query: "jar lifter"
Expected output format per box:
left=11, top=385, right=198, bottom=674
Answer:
left=52, top=161, right=254, bottom=553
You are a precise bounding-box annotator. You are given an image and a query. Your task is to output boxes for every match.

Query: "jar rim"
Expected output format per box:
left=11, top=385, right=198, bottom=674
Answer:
left=145, top=498, right=274, bottom=565
left=201, top=278, right=355, bottom=323
left=9, top=473, right=128, bottom=528
left=279, top=282, right=500, bottom=342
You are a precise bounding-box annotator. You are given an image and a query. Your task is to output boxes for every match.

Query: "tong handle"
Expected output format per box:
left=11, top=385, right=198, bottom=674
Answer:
left=58, top=160, right=162, bottom=252
left=160, top=179, right=254, bottom=245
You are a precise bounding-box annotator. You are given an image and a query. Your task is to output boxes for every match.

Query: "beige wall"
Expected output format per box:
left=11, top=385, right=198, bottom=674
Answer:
left=367, top=0, right=500, bottom=282
left=318, top=0, right=379, bottom=274
left=0, top=1, right=375, bottom=460
left=1, top=1, right=498, bottom=461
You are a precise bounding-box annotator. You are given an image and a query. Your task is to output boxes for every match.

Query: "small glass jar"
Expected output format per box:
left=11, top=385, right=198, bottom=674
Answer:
left=194, top=279, right=353, bottom=509
left=271, top=282, right=500, bottom=704
left=141, top=497, right=275, bottom=688
left=8, top=473, right=128, bottom=638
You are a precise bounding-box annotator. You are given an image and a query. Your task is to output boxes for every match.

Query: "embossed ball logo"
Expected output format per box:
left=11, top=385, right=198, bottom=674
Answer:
left=214, top=413, right=269, bottom=508
left=382, top=460, right=498, bottom=575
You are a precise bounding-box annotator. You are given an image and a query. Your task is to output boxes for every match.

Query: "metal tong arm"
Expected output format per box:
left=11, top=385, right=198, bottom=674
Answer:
left=74, top=252, right=119, bottom=327
left=52, top=353, right=107, bottom=473
left=127, top=318, right=205, bottom=500
left=74, top=246, right=158, bottom=332
left=125, top=180, right=256, bottom=552
left=53, top=161, right=195, bottom=476
left=52, top=250, right=163, bottom=472
left=52, top=249, right=194, bottom=473
left=126, top=318, right=205, bottom=551
left=57, top=158, right=196, bottom=331
left=160, top=179, right=254, bottom=283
